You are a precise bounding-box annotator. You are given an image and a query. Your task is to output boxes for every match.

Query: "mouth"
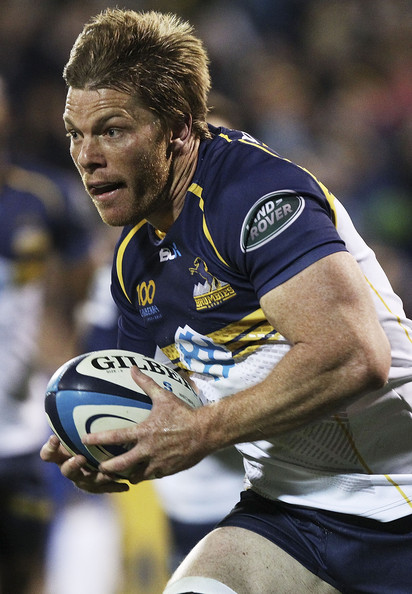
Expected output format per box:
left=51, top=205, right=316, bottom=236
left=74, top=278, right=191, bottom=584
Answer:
left=87, top=182, right=124, bottom=197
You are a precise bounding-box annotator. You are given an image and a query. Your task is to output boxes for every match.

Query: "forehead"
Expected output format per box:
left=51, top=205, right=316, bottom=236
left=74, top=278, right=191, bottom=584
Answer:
left=63, top=87, right=150, bottom=125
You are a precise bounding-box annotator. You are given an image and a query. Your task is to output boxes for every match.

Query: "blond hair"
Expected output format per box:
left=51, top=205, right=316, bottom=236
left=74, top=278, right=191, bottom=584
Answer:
left=63, top=9, right=211, bottom=139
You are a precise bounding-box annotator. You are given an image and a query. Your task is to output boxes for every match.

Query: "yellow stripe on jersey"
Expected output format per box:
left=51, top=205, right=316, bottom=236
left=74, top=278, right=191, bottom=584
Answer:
left=243, top=139, right=339, bottom=227
left=334, top=415, right=374, bottom=474
left=188, top=182, right=230, bottom=267
left=364, top=276, right=412, bottom=344
left=116, top=221, right=146, bottom=303
left=238, top=138, right=274, bottom=155
left=306, top=175, right=338, bottom=227
left=161, top=307, right=287, bottom=367
left=219, top=133, right=232, bottom=143
left=335, top=414, right=412, bottom=509
left=223, top=133, right=339, bottom=228
left=383, top=475, right=412, bottom=509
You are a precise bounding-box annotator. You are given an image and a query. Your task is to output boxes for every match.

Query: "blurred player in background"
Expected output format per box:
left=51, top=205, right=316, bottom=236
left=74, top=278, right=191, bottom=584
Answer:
left=0, top=75, right=94, bottom=593
left=0, top=75, right=122, bottom=594
left=41, top=10, right=412, bottom=594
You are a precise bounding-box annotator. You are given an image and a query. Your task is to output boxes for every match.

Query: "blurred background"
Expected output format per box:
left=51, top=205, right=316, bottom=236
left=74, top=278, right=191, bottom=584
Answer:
left=0, top=1, right=411, bottom=592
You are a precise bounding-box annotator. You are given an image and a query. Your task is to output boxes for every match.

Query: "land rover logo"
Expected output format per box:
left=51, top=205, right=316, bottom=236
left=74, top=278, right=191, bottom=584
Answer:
left=240, top=191, right=305, bottom=252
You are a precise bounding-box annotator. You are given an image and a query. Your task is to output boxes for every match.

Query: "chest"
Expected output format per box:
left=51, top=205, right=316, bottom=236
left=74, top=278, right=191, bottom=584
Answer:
left=123, top=228, right=261, bottom=350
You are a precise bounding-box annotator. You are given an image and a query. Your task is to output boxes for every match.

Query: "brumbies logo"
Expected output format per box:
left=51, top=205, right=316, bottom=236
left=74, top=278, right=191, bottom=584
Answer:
left=240, top=190, right=305, bottom=252
left=189, top=257, right=236, bottom=310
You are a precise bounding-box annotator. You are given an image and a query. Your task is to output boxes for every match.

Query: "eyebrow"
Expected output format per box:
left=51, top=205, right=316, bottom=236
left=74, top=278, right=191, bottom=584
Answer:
left=63, top=112, right=129, bottom=129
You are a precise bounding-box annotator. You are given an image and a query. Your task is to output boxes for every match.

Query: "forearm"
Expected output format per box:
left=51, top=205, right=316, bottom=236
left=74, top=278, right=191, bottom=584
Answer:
left=197, top=337, right=390, bottom=452
left=196, top=252, right=391, bottom=451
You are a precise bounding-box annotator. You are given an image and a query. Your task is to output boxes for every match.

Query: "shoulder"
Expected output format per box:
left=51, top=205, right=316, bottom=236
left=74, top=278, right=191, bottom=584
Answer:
left=6, top=165, right=66, bottom=214
left=198, top=128, right=333, bottom=216
left=191, top=129, right=337, bottom=264
left=114, top=220, right=148, bottom=259
left=112, top=221, right=150, bottom=303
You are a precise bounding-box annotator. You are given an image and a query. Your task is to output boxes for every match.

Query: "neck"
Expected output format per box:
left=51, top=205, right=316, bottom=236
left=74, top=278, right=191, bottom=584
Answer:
left=148, top=135, right=200, bottom=233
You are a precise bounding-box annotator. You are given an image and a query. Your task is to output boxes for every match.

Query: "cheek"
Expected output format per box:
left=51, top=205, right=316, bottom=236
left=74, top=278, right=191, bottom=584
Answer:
left=138, top=142, right=169, bottom=177
left=70, top=145, right=80, bottom=167
left=152, top=139, right=172, bottom=172
left=73, top=159, right=83, bottom=179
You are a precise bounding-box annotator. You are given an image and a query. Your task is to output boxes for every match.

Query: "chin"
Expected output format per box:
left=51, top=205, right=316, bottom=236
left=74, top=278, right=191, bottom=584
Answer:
left=101, top=215, right=130, bottom=227
left=94, top=205, right=129, bottom=227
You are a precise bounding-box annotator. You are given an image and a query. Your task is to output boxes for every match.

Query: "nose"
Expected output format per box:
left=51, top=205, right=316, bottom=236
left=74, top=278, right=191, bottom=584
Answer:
left=74, top=136, right=105, bottom=172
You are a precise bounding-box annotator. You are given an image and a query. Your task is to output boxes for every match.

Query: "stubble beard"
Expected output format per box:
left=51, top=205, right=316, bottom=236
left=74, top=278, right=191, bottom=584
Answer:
left=95, top=144, right=173, bottom=228
left=129, top=151, right=174, bottom=228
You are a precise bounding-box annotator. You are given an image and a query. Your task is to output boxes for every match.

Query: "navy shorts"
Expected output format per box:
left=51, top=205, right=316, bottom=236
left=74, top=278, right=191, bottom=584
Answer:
left=0, top=452, right=54, bottom=560
left=217, top=490, right=412, bottom=593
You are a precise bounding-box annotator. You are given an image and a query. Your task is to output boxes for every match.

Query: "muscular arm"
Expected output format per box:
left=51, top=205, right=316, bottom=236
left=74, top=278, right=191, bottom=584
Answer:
left=54, top=251, right=391, bottom=487
left=200, top=251, right=391, bottom=447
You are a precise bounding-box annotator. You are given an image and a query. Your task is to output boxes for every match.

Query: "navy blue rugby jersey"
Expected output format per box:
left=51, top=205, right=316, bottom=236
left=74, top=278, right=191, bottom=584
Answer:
left=112, top=126, right=347, bottom=369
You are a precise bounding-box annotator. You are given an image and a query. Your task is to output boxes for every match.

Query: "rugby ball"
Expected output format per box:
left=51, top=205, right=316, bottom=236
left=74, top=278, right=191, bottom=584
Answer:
left=45, top=349, right=201, bottom=478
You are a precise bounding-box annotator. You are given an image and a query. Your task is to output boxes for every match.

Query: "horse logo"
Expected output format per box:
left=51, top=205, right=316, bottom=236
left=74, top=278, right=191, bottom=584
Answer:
left=189, top=257, right=236, bottom=310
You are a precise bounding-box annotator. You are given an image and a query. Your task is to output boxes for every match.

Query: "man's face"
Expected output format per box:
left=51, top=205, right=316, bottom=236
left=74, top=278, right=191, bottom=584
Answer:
left=63, top=87, right=172, bottom=227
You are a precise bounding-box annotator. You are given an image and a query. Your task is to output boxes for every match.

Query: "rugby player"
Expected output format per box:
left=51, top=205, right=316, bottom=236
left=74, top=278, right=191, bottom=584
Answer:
left=41, top=10, right=412, bottom=593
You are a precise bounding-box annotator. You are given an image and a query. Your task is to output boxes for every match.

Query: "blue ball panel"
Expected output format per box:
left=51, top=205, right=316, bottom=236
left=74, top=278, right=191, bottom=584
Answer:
left=45, top=389, right=152, bottom=470
left=45, top=389, right=98, bottom=468
left=54, top=359, right=152, bottom=404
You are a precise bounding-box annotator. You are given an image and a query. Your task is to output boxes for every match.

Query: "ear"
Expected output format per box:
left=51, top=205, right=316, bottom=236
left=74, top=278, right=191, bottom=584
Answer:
left=170, top=114, right=193, bottom=153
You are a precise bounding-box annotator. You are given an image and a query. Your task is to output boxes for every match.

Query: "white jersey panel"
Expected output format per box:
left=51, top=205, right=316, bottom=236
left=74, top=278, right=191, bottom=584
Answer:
left=334, top=199, right=412, bottom=386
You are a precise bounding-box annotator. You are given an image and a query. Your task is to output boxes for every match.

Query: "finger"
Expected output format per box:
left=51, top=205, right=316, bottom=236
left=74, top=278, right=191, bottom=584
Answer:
left=131, top=366, right=191, bottom=409
left=40, top=435, right=59, bottom=461
left=75, top=469, right=130, bottom=493
left=108, top=463, right=160, bottom=485
left=82, top=424, right=139, bottom=446
left=130, top=366, right=164, bottom=398
left=40, top=435, right=71, bottom=463
left=60, top=453, right=91, bottom=481
left=61, top=455, right=130, bottom=494
left=106, top=461, right=148, bottom=484
left=75, top=477, right=130, bottom=494
left=99, top=448, right=149, bottom=477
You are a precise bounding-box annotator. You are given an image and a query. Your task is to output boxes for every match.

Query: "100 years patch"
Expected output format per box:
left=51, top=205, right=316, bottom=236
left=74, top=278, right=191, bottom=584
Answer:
left=240, top=190, right=305, bottom=252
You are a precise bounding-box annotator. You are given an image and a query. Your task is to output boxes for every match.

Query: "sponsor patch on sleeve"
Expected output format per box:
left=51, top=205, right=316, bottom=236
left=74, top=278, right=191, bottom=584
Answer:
left=240, top=190, right=305, bottom=252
